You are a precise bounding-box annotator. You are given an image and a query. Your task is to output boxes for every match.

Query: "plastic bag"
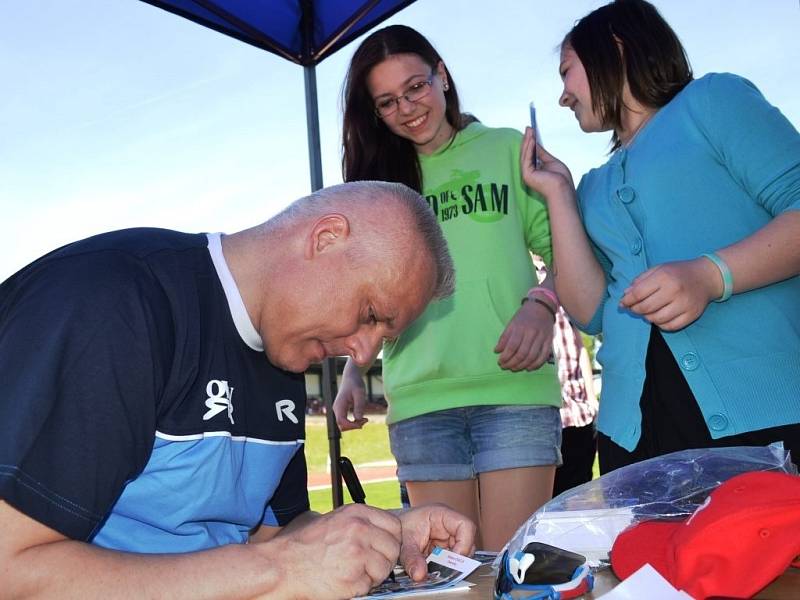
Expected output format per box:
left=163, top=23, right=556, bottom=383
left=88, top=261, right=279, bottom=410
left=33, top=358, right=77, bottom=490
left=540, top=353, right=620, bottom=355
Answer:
left=496, top=443, right=796, bottom=567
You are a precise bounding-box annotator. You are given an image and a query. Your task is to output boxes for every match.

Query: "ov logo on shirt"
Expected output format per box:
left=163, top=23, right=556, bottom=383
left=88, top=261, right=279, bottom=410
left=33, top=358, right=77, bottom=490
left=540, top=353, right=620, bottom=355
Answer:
left=203, top=379, right=235, bottom=424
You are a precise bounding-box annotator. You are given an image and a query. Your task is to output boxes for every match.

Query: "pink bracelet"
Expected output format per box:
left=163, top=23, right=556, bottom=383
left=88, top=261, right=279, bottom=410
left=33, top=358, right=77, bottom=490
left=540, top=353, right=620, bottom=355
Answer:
left=527, top=286, right=559, bottom=309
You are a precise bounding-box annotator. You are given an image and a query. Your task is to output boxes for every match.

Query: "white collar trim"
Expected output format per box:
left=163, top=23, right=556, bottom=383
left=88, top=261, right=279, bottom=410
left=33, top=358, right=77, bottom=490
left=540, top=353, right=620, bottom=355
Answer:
left=206, top=232, right=264, bottom=352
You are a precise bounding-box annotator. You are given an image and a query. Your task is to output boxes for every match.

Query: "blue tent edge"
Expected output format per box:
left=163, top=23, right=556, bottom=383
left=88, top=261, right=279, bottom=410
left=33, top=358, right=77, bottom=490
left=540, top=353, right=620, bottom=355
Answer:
left=138, top=0, right=420, bottom=66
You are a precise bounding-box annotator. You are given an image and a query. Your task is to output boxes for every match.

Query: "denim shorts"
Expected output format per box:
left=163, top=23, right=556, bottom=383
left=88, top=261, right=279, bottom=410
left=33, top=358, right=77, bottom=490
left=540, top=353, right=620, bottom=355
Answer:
left=388, top=405, right=562, bottom=482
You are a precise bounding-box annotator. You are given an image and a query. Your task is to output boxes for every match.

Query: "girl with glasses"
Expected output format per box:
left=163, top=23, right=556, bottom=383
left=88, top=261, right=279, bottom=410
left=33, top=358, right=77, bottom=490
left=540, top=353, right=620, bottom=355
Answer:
left=334, top=24, right=563, bottom=550
left=521, top=0, right=800, bottom=474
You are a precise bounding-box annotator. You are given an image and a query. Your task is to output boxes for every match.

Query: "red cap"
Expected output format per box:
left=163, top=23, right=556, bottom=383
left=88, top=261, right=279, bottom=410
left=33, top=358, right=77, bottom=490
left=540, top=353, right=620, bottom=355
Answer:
left=611, top=471, right=800, bottom=599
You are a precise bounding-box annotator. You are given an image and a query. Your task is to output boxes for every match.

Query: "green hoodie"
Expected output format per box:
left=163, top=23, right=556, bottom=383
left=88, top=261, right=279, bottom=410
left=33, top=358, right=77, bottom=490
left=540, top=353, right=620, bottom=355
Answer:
left=383, top=122, right=562, bottom=423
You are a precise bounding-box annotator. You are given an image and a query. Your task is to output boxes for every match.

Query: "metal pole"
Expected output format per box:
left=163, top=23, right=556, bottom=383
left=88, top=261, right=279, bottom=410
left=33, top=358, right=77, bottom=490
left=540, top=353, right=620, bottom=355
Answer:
left=303, top=65, right=324, bottom=192
left=303, top=63, right=343, bottom=508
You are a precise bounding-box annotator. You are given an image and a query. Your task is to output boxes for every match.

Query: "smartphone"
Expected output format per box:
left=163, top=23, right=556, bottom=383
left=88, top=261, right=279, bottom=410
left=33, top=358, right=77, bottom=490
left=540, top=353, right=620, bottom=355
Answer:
left=529, top=101, right=542, bottom=167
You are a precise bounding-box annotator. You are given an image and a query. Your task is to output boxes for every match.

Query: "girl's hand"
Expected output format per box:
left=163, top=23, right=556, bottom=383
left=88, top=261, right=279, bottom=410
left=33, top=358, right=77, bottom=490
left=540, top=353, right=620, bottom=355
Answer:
left=494, top=299, right=555, bottom=371
left=620, top=258, right=723, bottom=330
left=520, top=127, right=575, bottom=200
left=333, top=361, right=369, bottom=431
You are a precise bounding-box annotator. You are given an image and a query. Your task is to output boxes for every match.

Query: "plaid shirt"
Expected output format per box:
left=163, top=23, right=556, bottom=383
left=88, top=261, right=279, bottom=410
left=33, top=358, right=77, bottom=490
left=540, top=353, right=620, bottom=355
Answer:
left=553, top=308, right=599, bottom=428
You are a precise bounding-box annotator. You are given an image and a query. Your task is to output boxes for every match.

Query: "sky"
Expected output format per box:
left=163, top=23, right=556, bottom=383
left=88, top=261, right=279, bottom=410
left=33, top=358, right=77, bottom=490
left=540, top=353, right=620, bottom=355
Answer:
left=1, top=0, right=798, bottom=280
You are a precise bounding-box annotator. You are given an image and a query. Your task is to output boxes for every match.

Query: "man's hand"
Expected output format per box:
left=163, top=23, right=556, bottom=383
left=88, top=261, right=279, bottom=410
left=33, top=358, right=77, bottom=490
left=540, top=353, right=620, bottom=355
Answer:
left=269, top=504, right=401, bottom=599
left=397, top=505, right=477, bottom=582
left=0, top=500, right=398, bottom=599
left=495, top=299, right=555, bottom=371
left=333, top=360, right=369, bottom=431
left=620, top=258, right=721, bottom=331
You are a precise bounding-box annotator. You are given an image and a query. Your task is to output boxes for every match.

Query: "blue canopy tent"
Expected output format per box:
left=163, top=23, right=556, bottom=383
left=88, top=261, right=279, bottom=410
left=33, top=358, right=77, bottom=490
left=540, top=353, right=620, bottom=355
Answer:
left=139, top=0, right=418, bottom=507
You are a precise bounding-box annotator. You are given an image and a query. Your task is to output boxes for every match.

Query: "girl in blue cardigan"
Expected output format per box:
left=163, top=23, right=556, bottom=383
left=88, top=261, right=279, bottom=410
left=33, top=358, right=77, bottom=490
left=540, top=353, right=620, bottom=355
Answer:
left=521, top=0, right=800, bottom=473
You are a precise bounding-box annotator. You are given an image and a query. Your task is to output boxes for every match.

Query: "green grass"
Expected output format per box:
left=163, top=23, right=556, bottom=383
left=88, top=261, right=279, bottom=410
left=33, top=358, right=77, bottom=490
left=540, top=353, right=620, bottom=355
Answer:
left=304, top=417, right=602, bottom=513
left=305, top=419, right=394, bottom=473
left=305, top=419, right=400, bottom=513
left=310, top=479, right=403, bottom=513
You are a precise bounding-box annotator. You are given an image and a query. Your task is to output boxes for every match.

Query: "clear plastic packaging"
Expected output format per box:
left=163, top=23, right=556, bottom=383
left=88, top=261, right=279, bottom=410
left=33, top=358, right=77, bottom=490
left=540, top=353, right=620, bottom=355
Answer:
left=496, top=443, right=796, bottom=567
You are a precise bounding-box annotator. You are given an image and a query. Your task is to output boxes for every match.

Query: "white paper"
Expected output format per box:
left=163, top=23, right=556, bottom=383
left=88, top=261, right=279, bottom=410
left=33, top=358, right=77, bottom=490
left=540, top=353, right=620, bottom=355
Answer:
left=355, top=547, right=481, bottom=599
left=598, top=564, right=693, bottom=600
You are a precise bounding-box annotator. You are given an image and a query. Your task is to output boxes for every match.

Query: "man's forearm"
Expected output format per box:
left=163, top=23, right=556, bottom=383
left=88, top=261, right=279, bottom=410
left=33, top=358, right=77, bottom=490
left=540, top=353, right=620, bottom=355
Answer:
left=274, top=510, right=320, bottom=536
left=0, top=502, right=289, bottom=600
left=4, top=536, right=304, bottom=600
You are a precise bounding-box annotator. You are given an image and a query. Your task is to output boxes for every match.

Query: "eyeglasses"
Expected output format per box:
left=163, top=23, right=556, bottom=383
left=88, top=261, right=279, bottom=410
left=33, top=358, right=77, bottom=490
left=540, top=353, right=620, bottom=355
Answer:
left=373, top=72, right=436, bottom=118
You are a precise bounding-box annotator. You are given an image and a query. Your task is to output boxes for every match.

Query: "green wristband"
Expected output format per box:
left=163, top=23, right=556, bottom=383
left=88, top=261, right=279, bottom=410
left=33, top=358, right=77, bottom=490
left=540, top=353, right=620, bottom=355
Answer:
left=701, top=252, right=733, bottom=302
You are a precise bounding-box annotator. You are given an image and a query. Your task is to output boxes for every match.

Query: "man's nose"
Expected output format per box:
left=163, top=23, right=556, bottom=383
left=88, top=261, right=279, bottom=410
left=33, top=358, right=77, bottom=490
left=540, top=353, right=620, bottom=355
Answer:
left=559, top=88, right=570, bottom=107
left=347, top=330, right=383, bottom=367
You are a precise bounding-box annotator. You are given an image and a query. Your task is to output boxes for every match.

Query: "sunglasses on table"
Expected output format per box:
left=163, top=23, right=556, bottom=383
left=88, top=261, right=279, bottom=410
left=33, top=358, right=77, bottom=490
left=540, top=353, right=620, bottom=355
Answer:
left=494, top=542, right=594, bottom=600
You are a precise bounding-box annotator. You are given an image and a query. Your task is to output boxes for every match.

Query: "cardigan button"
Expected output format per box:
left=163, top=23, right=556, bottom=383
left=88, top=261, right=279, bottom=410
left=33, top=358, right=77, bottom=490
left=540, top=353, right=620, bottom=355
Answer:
left=630, top=238, right=643, bottom=254
left=616, top=186, right=636, bottom=204
left=708, top=414, right=729, bottom=431
left=681, top=352, right=699, bottom=370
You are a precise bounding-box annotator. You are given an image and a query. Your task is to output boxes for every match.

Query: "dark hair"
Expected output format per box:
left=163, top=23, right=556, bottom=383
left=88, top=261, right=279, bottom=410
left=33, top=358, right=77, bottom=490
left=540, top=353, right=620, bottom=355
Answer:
left=341, top=25, right=468, bottom=192
left=564, top=0, right=693, bottom=150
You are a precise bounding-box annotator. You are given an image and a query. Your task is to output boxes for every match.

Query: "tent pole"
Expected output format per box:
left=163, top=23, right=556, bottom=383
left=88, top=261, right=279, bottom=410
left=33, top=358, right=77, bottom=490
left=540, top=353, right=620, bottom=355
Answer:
left=304, top=64, right=344, bottom=509
left=303, top=65, right=324, bottom=192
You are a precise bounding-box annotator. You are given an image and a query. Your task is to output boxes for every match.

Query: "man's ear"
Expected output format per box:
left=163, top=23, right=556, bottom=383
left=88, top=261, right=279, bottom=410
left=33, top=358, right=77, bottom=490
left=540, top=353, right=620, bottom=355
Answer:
left=305, top=213, right=350, bottom=259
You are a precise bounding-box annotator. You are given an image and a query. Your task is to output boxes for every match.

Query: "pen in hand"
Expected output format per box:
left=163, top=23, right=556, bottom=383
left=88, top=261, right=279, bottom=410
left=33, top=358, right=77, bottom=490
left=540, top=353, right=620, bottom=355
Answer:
left=338, top=455, right=366, bottom=503
left=338, top=456, right=396, bottom=583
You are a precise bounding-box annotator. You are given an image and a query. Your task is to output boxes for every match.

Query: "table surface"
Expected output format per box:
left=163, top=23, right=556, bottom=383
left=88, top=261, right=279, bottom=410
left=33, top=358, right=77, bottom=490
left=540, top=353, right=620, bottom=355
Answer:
left=451, top=564, right=800, bottom=599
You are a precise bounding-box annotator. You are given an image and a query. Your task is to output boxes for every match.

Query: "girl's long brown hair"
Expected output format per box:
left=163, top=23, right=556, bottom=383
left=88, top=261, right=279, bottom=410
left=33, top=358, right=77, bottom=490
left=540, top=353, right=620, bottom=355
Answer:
left=342, top=25, right=468, bottom=192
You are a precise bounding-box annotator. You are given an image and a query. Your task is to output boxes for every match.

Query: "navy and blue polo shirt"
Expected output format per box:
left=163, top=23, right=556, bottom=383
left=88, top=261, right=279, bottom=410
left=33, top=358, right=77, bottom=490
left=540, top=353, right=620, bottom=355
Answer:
left=0, top=228, right=308, bottom=552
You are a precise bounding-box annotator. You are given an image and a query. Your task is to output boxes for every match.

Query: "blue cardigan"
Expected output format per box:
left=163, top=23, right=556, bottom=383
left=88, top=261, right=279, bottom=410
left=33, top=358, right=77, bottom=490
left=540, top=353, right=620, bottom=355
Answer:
left=575, top=73, right=800, bottom=451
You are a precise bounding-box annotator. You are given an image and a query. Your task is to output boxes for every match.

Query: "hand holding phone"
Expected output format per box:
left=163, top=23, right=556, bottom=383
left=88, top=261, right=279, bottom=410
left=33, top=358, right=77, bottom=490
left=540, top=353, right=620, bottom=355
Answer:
left=529, top=101, right=542, bottom=168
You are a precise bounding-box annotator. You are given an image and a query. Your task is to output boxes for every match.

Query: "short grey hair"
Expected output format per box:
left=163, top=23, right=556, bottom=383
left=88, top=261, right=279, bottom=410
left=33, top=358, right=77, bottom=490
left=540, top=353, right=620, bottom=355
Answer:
left=268, top=180, right=455, bottom=300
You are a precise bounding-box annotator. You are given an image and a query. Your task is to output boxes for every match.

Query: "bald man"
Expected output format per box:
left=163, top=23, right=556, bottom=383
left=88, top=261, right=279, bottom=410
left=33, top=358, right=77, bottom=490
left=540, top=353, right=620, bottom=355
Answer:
left=0, top=181, right=472, bottom=599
